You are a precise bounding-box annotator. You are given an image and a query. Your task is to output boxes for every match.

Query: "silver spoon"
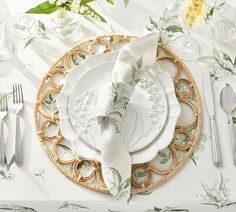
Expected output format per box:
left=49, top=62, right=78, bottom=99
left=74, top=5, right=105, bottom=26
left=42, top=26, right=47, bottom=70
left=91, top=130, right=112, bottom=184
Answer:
left=220, top=84, right=236, bottom=166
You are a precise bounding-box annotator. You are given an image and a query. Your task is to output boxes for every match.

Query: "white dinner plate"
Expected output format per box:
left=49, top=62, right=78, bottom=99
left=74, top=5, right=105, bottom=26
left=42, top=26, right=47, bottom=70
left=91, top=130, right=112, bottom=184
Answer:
left=57, top=52, right=181, bottom=164
left=68, top=61, right=168, bottom=153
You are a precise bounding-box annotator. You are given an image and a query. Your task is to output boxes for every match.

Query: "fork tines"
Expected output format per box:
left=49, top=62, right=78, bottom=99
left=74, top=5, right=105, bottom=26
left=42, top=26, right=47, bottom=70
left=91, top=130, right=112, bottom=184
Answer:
left=0, top=93, right=8, bottom=111
left=13, top=84, right=24, bottom=104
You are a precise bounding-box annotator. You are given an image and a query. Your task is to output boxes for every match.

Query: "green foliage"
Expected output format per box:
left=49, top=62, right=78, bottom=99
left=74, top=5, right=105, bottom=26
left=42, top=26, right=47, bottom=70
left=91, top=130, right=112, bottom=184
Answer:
left=106, top=0, right=114, bottom=4
left=26, top=0, right=109, bottom=23
left=130, top=56, right=143, bottom=85
left=82, top=4, right=106, bottom=23
left=58, top=144, right=71, bottom=151
left=26, top=1, right=62, bottom=14
left=108, top=167, right=131, bottom=201
left=190, top=154, right=197, bottom=166
left=164, top=25, right=183, bottom=34
left=233, top=117, right=236, bottom=124
left=198, top=48, right=236, bottom=82
left=158, top=150, right=171, bottom=164
left=205, top=7, right=214, bottom=22
left=201, top=174, right=236, bottom=208
left=24, top=21, right=49, bottom=49
left=6, top=155, right=15, bottom=171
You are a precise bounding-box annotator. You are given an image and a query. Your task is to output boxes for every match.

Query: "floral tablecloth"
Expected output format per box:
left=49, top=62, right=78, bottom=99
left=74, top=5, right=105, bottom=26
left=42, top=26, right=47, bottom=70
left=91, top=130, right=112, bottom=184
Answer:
left=0, top=0, right=236, bottom=211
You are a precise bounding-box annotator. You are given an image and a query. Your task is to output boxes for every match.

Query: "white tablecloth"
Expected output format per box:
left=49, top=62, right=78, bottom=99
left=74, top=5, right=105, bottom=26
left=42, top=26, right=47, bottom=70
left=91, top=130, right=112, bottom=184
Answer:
left=0, top=0, right=236, bottom=211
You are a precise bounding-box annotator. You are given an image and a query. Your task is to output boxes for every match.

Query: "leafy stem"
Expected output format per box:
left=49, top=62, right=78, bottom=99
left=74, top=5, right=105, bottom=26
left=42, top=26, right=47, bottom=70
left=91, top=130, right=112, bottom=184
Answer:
left=198, top=48, right=236, bottom=81
left=146, top=16, right=183, bottom=47
left=204, top=1, right=225, bottom=23
left=26, top=0, right=110, bottom=23
left=5, top=155, right=16, bottom=171
left=24, top=21, right=50, bottom=49
left=200, top=174, right=234, bottom=209
left=233, top=117, right=236, bottom=124
left=190, top=154, right=197, bottom=166
left=130, top=56, right=144, bottom=85
left=108, top=167, right=131, bottom=201
left=26, top=1, right=62, bottom=14
left=158, top=150, right=171, bottom=164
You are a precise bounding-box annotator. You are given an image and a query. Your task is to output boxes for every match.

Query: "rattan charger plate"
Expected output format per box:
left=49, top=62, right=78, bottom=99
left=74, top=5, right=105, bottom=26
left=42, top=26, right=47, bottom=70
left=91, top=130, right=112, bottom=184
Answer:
left=34, top=35, right=202, bottom=194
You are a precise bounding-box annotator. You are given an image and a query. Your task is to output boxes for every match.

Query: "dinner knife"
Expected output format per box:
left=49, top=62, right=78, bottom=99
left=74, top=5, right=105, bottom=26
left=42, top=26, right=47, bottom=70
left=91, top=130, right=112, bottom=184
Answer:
left=203, top=71, right=222, bottom=167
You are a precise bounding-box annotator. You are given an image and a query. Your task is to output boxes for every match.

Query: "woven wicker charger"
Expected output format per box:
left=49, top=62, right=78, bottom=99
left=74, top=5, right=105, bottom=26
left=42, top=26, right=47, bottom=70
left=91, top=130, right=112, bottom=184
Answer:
left=34, top=35, right=202, bottom=194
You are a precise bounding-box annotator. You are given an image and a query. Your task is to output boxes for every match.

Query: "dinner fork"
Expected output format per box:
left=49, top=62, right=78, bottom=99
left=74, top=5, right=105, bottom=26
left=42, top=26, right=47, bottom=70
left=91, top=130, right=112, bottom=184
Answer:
left=0, top=93, right=8, bottom=166
left=13, top=84, right=24, bottom=166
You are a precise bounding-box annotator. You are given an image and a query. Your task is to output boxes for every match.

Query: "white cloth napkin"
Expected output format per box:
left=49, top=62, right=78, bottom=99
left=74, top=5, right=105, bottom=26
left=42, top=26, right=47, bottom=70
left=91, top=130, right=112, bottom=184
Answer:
left=96, top=33, right=159, bottom=202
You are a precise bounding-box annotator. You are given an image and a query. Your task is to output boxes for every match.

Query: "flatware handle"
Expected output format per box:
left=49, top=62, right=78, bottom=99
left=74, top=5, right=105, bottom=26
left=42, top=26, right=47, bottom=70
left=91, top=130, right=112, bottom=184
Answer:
left=209, top=116, right=222, bottom=167
left=15, top=114, right=22, bottom=167
left=0, top=121, right=5, bottom=166
left=228, top=114, right=236, bottom=166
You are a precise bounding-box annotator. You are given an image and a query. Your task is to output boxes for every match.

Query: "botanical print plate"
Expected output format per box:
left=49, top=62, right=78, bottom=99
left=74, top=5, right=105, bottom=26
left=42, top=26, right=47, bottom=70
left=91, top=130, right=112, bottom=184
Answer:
left=132, top=70, right=181, bottom=163
left=57, top=52, right=180, bottom=164
left=68, top=61, right=168, bottom=153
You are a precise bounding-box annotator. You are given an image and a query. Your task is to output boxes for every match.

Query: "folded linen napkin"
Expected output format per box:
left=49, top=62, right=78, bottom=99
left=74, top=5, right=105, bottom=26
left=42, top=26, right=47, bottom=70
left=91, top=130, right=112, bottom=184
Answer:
left=96, top=33, right=159, bottom=202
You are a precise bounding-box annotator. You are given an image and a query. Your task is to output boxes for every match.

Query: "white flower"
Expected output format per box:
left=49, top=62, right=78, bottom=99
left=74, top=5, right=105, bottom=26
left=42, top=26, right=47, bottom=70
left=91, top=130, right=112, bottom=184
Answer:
left=56, top=0, right=68, bottom=6
left=71, top=0, right=81, bottom=13
left=49, top=0, right=57, bottom=4
left=80, top=5, right=88, bottom=13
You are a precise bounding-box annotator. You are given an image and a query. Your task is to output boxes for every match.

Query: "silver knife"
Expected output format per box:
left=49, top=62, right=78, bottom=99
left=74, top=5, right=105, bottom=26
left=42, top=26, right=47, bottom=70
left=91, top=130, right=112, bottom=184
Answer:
left=203, top=71, right=222, bottom=167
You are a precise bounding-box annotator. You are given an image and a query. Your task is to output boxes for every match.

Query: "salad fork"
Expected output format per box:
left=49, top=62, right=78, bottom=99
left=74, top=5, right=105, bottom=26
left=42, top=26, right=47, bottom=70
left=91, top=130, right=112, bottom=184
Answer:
left=13, top=84, right=24, bottom=166
left=0, top=93, right=8, bottom=166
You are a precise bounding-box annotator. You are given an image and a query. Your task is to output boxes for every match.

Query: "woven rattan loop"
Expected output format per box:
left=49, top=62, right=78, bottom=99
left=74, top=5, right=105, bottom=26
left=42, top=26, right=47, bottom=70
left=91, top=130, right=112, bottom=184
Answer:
left=174, top=129, right=193, bottom=150
left=74, top=159, right=96, bottom=181
left=52, top=137, right=76, bottom=164
left=88, top=38, right=107, bottom=54
left=38, top=89, right=60, bottom=119
left=64, top=49, right=89, bottom=70
left=177, top=99, right=198, bottom=129
left=40, top=119, right=60, bottom=140
left=150, top=145, right=178, bottom=175
left=157, top=56, right=182, bottom=79
left=48, top=69, right=66, bottom=89
left=175, top=78, right=193, bottom=98
left=132, top=165, right=152, bottom=188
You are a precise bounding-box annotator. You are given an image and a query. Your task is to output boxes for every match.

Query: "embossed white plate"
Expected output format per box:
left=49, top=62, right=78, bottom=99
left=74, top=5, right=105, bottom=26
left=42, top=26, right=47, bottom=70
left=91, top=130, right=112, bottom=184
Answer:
left=68, top=62, right=168, bottom=153
left=57, top=52, right=181, bottom=164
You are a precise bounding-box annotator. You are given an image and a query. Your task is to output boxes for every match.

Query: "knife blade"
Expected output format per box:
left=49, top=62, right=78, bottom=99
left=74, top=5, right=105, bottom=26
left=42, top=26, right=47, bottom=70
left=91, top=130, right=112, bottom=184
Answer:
left=203, top=71, right=222, bottom=167
left=203, top=71, right=215, bottom=116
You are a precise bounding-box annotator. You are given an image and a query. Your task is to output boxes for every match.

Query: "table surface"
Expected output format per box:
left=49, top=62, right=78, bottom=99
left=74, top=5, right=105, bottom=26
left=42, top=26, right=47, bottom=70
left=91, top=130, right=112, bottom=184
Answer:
left=0, top=0, right=236, bottom=212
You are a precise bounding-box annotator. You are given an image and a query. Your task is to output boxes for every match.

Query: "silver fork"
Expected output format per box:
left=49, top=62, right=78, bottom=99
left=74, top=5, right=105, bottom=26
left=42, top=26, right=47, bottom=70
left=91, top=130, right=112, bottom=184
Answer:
left=0, top=93, right=8, bottom=166
left=13, top=84, right=24, bottom=166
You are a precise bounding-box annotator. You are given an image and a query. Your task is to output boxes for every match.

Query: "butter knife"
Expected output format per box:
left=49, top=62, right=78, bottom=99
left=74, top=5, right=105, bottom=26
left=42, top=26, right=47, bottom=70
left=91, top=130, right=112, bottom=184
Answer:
left=203, top=71, right=222, bottom=167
